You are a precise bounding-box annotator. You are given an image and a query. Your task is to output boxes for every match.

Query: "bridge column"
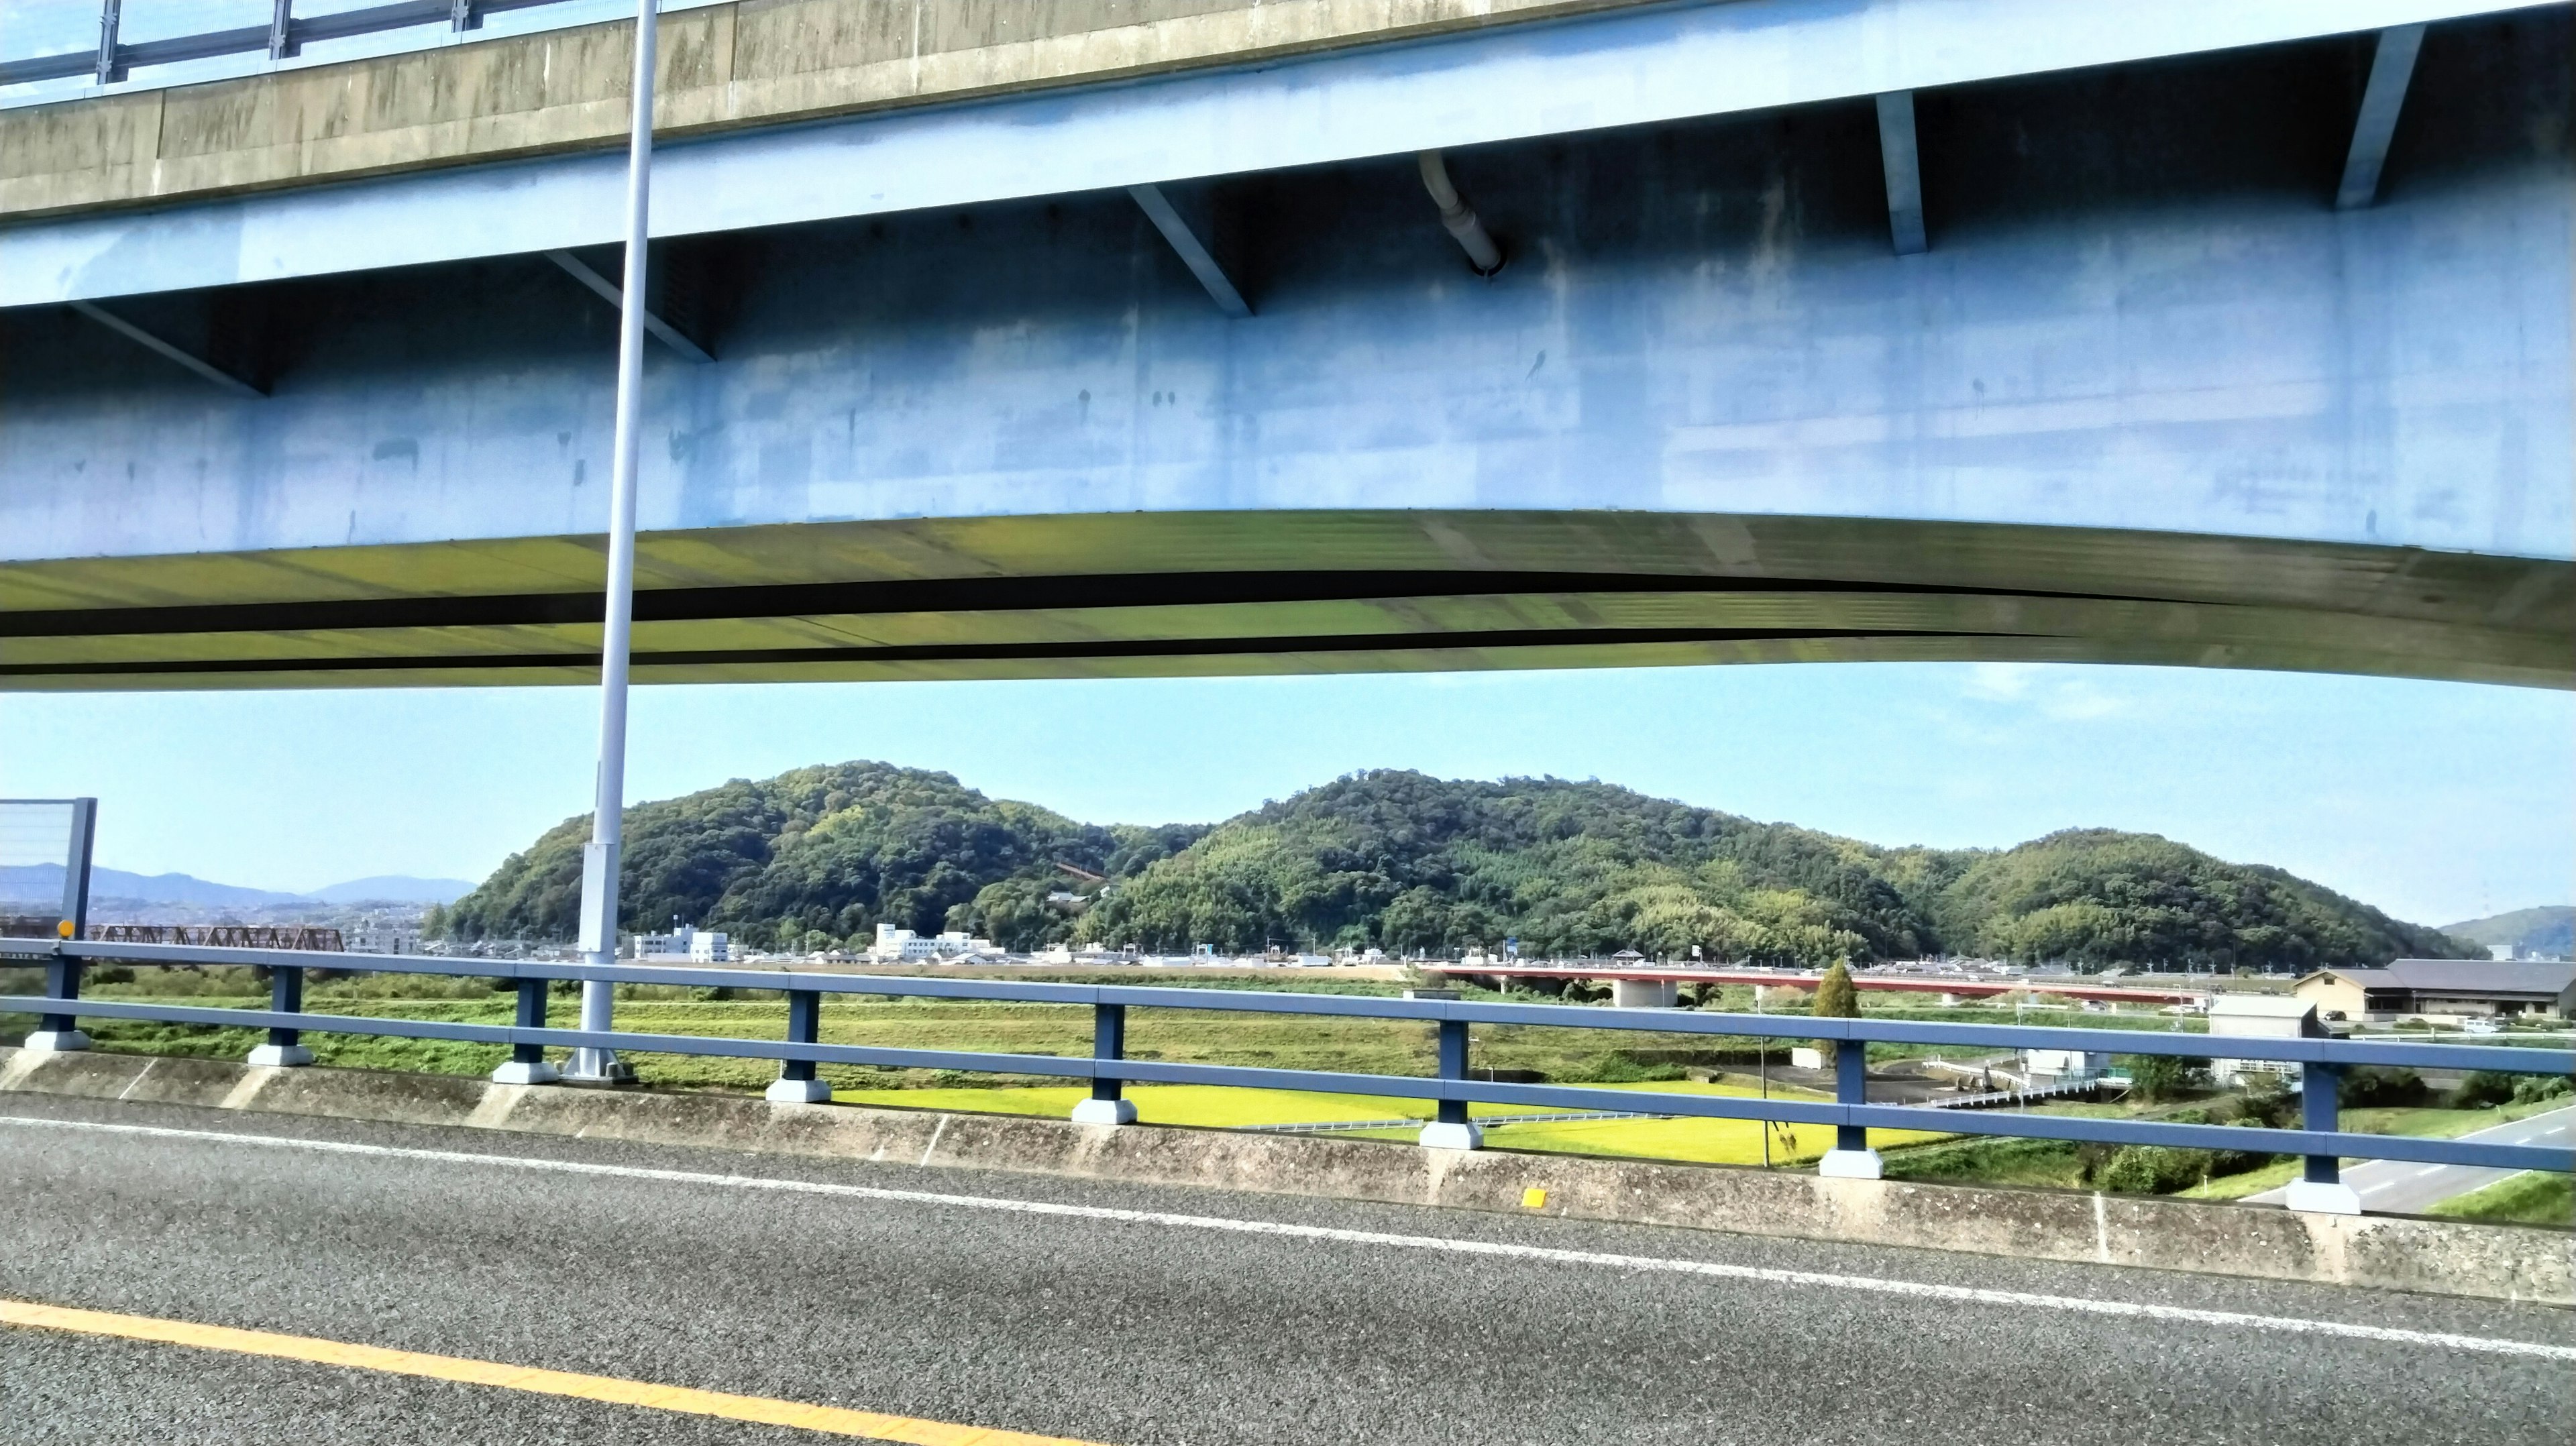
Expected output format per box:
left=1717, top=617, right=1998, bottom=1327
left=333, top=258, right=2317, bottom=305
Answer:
left=247, top=964, right=313, bottom=1066
left=25, top=953, right=91, bottom=1053
left=1817, top=1040, right=1882, bottom=1180
left=488, top=976, right=558, bottom=1084
left=1419, top=1017, right=1482, bottom=1150
left=1071, top=1002, right=1137, bottom=1125
left=2284, top=1062, right=2361, bottom=1215
left=765, top=990, right=832, bottom=1103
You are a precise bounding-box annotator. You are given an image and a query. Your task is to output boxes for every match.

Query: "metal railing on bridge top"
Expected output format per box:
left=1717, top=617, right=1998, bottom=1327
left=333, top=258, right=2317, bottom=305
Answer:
left=1, top=0, right=600, bottom=90
left=4, top=936, right=2571, bottom=1210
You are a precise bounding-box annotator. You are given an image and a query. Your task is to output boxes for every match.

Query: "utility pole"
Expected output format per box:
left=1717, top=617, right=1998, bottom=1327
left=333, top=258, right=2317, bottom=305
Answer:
left=561, top=0, right=661, bottom=1085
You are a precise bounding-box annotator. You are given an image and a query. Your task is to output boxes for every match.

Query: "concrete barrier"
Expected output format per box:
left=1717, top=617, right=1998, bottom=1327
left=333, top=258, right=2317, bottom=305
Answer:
left=3, top=1046, right=2565, bottom=1306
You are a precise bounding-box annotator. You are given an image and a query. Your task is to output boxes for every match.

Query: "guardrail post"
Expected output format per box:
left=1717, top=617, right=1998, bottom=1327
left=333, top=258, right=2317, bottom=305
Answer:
left=247, top=964, right=313, bottom=1066
left=1071, top=1002, right=1137, bottom=1125
left=488, top=976, right=558, bottom=1084
left=1419, top=1016, right=1481, bottom=1150
left=2284, top=1061, right=2361, bottom=1215
left=27, top=951, right=91, bottom=1053
left=765, top=989, right=831, bottom=1103
left=1817, top=1036, right=1882, bottom=1179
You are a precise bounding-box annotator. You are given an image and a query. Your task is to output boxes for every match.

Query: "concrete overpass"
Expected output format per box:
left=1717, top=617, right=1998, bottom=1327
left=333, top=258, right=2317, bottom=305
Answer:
left=1, top=0, right=2569, bottom=689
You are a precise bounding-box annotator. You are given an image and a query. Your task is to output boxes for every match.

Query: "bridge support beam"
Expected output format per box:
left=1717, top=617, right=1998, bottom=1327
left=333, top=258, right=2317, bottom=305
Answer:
left=2286, top=1062, right=2363, bottom=1215
left=765, top=989, right=831, bottom=1103
left=1419, top=1017, right=1483, bottom=1150
left=246, top=964, right=313, bottom=1067
left=1127, top=184, right=1251, bottom=318
left=1071, top=1002, right=1138, bottom=1125
left=2335, top=25, right=2426, bottom=210
left=66, top=299, right=263, bottom=400
left=545, top=248, right=714, bottom=363
left=1873, top=91, right=1928, bottom=256
left=1818, top=1042, right=1884, bottom=1179
left=490, top=977, right=559, bottom=1084
left=25, top=955, right=90, bottom=1054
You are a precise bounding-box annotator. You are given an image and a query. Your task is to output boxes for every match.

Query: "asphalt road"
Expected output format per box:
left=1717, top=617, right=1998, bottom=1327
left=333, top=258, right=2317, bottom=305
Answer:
left=3, top=1093, right=2572, bottom=1446
left=2247, top=1106, right=2573, bottom=1213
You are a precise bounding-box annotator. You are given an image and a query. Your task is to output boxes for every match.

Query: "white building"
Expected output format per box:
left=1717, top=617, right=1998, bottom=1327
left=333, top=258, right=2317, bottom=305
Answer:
left=868, top=922, right=994, bottom=962
left=2206, top=995, right=2322, bottom=1085
left=344, top=915, right=423, bottom=956
left=2019, top=1048, right=2111, bottom=1087
left=631, top=925, right=729, bottom=962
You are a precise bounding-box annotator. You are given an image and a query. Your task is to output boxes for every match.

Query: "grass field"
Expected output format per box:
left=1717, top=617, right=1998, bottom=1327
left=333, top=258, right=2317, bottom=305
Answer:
left=847, top=1074, right=1941, bottom=1170
left=2427, top=1171, right=2573, bottom=1227
left=2180, top=1101, right=2576, bottom=1200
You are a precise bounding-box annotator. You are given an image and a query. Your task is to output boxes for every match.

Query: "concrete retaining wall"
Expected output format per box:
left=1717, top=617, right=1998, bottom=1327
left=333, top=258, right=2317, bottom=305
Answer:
left=1, top=0, right=1622, bottom=219
left=5, top=1046, right=2566, bottom=1306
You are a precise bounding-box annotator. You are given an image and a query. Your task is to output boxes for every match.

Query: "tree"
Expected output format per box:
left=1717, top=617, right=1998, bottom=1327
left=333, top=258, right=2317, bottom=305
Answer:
left=1811, top=958, right=1861, bottom=1065
left=2121, top=1054, right=2211, bottom=1103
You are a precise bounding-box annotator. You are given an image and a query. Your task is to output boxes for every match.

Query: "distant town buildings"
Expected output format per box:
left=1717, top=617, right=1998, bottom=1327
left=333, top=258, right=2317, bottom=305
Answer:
left=869, top=922, right=996, bottom=962
left=2296, top=958, right=2575, bottom=1022
left=343, top=914, right=424, bottom=956
left=632, top=925, right=729, bottom=962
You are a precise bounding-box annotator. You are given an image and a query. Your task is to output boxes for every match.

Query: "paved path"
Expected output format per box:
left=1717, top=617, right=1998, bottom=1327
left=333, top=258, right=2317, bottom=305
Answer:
left=2248, top=1106, right=2573, bottom=1213
left=3, top=1093, right=2571, bottom=1445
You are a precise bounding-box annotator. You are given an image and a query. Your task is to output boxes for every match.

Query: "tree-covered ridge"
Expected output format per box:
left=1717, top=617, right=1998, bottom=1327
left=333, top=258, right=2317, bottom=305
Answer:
left=445, top=763, right=2476, bottom=970
left=1077, top=773, right=1925, bottom=962
left=443, top=761, right=1201, bottom=953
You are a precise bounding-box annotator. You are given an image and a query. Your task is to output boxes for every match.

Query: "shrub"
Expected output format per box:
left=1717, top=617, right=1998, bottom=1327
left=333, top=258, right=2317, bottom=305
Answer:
left=2512, top=1073, right=2573, bottom=1105
left=1577, top=1054, right=1688, bottom=1084
left=2338, top=1066, right=2428, bottom=1109
left=2208, top=1118, right=2281, bottom=1178
left=2122, top=1054, right=2211, bottom=1103
left=2231, top=1074, right=2298, bottom=1129
left=2451, top=1071, right=2519, bottom=1110
left=2095, top=1146, right=2215, bottom=1194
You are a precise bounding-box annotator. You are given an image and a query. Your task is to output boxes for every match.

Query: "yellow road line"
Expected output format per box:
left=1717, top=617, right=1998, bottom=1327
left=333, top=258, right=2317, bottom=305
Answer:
left=1, top=1297, right=1106, bottom=1446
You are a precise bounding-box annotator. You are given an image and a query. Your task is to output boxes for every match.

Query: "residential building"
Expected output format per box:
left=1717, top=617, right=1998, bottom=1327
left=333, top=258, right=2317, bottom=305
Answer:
left=343, top=915, right=423, bottom=956
left=2296, top=959, right=2576, bottom=1022
left=2207, top=995, right=2324, bottom=1085
left=631, top=925, right=729, bottom=962
left=2020, top=1048, right=2111, bottom=1087
left=868, top=922, right=994, bottom=962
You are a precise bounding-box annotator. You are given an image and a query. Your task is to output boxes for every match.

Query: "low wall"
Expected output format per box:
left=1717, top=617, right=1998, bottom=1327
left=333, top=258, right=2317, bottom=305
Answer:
left=3, top=1047, right=2565, bottom=1306
left=2, top=0, right=1623, bottom=219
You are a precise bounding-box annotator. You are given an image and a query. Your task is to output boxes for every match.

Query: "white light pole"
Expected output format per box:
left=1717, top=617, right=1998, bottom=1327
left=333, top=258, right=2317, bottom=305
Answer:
left=564, top=0, right=660, bottom=1084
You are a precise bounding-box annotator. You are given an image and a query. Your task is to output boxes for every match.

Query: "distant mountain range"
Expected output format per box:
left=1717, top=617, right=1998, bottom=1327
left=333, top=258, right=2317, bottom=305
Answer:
left=0, top=864, right=472, bottom=909
left=445, top=761, right=2476, bottom=970
left=2442, top=905, right=2575, bottom=958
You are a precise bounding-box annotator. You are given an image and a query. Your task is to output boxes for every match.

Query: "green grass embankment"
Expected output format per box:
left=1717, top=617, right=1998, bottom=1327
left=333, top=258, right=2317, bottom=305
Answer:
left=2428, top=1172, right=2573, bottom=1227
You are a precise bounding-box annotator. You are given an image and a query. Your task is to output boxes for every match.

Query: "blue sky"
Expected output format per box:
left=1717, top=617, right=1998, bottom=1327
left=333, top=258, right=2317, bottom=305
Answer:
left=0, top=663, right=2565, bottom=928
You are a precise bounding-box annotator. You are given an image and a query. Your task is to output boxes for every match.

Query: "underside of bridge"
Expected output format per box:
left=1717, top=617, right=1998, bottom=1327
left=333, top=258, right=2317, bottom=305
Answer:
left=1, top=510, right=2563, bottom=689
left=1, top=1, right=2569, bottom=689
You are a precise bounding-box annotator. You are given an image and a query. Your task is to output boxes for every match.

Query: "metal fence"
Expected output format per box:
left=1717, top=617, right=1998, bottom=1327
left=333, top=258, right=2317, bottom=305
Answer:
left=0, top=0, right=590, bottom=88
left=5, top=937, right=2571, bottom=1199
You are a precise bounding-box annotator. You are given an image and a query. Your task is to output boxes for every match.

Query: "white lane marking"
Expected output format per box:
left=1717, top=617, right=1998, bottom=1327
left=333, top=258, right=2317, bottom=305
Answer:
left=7, top=1114, right=2574, bottom=1364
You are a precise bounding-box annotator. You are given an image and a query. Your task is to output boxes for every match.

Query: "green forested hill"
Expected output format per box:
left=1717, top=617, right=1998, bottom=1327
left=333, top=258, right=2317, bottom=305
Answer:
left=442, top=761, right=1203, bottom=953
left=443, top=763, right=2474, bottom=971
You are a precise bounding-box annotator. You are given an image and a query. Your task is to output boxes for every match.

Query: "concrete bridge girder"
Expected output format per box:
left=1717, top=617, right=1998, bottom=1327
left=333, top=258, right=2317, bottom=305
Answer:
left=0, top=1, right=2569, bottom=690
left=0, top=510, right=2564, bottom=688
